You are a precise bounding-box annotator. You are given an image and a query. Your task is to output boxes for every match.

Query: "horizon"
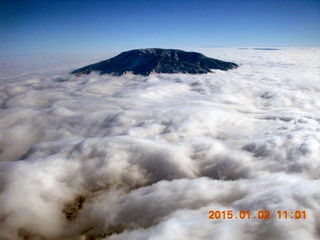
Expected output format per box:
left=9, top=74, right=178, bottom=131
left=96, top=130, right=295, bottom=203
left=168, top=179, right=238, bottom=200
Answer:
left=1, top=0, right=320, bottom=56
left=1, top=46, right=319, bottom=58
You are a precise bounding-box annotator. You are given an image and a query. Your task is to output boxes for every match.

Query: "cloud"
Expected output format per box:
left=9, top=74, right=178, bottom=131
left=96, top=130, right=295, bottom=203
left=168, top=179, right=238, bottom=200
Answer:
left=0, top=48, right=319, bottom=239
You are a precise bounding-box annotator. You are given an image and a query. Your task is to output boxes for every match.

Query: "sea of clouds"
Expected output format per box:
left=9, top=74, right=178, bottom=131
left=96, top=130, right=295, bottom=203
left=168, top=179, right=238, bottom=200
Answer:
left=0, top=48, right=319, bottom=240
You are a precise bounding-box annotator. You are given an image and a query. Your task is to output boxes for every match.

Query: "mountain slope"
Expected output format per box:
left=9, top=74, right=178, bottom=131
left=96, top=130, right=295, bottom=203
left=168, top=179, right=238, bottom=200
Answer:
left=71, top=48, right=238, bottom=76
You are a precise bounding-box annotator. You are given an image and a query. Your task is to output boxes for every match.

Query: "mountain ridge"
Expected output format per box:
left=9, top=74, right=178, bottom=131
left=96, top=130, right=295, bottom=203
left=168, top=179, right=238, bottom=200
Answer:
left=71, top=48, right=238, bottom=76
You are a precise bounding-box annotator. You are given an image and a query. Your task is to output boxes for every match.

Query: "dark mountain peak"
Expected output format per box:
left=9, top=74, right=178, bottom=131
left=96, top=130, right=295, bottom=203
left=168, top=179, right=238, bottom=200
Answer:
left=71, top=48, right=238, bottom=76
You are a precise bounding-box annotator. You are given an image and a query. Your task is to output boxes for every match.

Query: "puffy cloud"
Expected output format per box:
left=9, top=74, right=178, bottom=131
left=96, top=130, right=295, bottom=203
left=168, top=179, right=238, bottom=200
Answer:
left=0, top=48, right=319, bottom=239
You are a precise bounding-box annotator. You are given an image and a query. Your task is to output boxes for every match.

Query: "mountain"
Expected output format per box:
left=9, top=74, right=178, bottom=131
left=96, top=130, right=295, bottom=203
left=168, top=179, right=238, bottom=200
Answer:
left=71, top=48, right=238, bottom=76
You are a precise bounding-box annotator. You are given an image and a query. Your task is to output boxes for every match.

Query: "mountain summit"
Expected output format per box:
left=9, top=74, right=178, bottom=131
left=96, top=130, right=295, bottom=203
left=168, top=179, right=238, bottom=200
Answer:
left=71, top=48, right=238, bottom=76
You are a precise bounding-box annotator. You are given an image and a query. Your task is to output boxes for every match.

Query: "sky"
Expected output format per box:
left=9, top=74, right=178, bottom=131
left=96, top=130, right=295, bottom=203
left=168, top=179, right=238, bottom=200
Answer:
left=1, top=0, right=320, bottom=55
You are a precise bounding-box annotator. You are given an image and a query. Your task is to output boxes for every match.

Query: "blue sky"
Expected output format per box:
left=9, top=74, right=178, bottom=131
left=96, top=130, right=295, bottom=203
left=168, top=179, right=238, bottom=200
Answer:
left=1, top=0, right=320, bottom=55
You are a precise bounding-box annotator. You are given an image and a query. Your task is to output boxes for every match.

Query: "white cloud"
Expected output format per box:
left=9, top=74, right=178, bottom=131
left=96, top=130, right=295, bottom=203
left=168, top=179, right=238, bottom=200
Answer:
left=0, top=48, right=319, bottom=239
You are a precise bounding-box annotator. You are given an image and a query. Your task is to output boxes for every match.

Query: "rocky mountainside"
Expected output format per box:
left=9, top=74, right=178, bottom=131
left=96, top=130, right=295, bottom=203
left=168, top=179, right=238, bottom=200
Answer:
left=71, top=48, right=238, bottom=76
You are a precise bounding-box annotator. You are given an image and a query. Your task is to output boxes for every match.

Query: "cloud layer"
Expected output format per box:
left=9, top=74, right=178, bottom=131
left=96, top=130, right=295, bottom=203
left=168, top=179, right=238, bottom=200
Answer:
left=0, top=48, right=319, bottom=240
